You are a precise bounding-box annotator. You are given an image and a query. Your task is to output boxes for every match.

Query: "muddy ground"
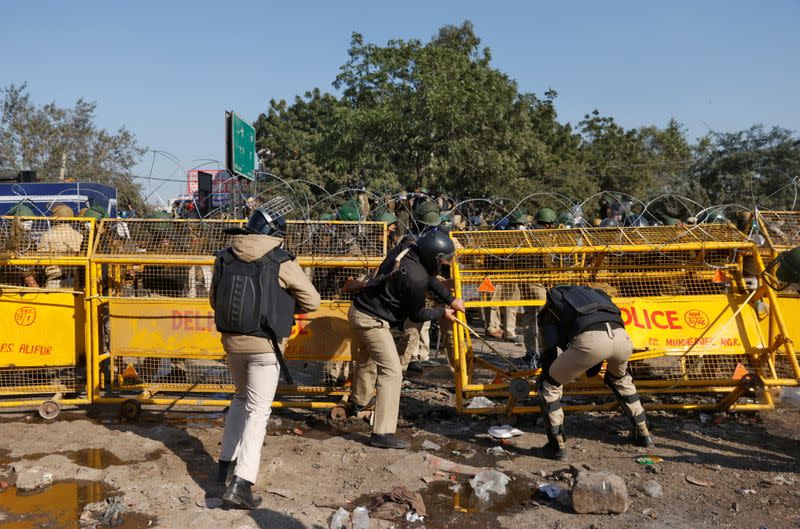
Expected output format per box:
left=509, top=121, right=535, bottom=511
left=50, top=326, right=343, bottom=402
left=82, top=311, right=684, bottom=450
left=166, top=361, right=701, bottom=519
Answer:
left=1, top=349, right=799, bottom=528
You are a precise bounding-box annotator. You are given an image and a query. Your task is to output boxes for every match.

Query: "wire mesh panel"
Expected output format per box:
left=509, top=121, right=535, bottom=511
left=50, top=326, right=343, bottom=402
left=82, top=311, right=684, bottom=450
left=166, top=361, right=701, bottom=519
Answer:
left=93, top=219, right=386, bottom=259
left=0, top=217, right=93, bottom=257
left=285, top=221, right=386, bottom=259
left=758, top=211, right=800, bottom=251
left=452, top=225, right=750, bottom=304
left=0, top=367, right=78, bottom=394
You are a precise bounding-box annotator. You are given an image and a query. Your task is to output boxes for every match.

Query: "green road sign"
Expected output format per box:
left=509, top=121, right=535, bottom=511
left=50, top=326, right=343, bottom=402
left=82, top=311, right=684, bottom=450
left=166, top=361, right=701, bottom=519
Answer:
left=225, top=111, right=256, bottom=180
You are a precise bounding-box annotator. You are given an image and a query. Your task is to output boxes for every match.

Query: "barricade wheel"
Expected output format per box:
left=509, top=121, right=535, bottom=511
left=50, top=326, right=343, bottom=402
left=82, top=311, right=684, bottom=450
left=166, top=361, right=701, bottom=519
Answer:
left=330, top=406, right=348, bottom=421
left=38, top=400, right=61, bottom=420
left=120, top=399, right=141, bottom=420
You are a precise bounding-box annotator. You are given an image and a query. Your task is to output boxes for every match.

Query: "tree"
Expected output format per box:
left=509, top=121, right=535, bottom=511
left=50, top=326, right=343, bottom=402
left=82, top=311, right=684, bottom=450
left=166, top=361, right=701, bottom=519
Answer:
left=327, top=21, right=546, bottom=197
left=254, top=88, right=351, bottom=213
left=0, top=83, right=147, bottom=211
left=691, top=125, right=800, bottom=209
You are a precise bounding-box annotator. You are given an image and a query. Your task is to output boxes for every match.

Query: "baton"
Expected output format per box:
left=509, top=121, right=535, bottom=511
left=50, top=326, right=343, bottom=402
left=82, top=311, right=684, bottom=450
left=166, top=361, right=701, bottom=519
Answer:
left=452, top=318, right=519, bottom=370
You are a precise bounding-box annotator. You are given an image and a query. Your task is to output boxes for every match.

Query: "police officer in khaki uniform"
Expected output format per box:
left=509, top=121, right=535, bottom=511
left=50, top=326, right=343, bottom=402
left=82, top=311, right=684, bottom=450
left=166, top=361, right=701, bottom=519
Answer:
left=349, top=230, right=465, bottom=449
left=536, top=285, right=653, bottom=460
left=211, top=205, right=321, bottom=509
left=38, top=203, right=84, bottom=288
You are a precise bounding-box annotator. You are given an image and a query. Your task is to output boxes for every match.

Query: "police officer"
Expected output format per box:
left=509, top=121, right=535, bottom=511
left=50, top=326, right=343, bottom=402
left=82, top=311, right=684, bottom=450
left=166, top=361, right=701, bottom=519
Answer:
left=536, top=285, right=653, bottom=460
left=533, top=208, right=557, bottom=229
left=349, top=230, right=465, bottom=448
left=211, top=204, right=321, bottom=509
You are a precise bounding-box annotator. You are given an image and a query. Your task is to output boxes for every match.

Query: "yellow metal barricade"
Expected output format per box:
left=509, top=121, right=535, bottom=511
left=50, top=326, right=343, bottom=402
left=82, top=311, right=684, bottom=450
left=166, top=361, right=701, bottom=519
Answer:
left=89, top=219, right=385, bottom=416
left=450, top=224, right=800, bottom=417
left=0, top=216, right=96, bottom=417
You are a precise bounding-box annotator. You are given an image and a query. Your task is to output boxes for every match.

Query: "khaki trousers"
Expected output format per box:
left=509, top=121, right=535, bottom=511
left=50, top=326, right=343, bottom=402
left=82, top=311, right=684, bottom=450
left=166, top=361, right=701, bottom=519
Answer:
left=401, top=320, right=431, bottom=366
left=540, top=325, right=644, bottom=428
left=349, top=306, right=403, bottom=434
left=520, top=284, right=547, bottom=355
left=484, top=283, right=520, bottom=338
left=220, top=352, right=280, bottom=483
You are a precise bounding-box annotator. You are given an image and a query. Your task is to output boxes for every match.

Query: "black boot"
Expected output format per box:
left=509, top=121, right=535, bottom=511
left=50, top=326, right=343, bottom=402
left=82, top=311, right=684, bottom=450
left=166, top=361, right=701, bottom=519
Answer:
left=222, top=476, right=262, bottom=510
left=216, top=459, right=235, bottom=486
left=407, top=361, right=424, bottom=373
left=536, top=431, right=566, bottom=461
left=369, top=433, right=410, bottom=449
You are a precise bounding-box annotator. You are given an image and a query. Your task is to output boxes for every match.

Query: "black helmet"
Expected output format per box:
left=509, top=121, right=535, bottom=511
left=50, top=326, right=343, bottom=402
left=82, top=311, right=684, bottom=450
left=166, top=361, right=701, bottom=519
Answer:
left=776, top=247, right=800, bottom=284
left=599, top=217, right=620, bottom=228
left=415, top=230, right=455, bottom=275
left=622, top=214, right=649, bottom=227
left=224, top=197, right=291, bottom=237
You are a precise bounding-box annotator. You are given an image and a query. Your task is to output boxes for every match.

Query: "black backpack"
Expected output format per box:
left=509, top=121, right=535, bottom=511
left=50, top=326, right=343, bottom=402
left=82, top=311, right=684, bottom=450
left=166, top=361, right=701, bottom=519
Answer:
left=212, top=247, right=296, bottom=339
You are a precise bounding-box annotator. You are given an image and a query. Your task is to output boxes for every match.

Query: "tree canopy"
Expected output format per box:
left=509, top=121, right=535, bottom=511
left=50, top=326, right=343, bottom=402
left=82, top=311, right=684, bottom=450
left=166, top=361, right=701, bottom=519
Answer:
left=0, top=83, right=147, bottom=211
left=255, top=21, right=799, bottom=212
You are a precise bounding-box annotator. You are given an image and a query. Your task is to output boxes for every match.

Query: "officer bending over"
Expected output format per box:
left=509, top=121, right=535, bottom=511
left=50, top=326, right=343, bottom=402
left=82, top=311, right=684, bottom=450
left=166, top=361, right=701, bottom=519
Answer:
left=536, top=285, right=653, bottom=460
left=349, top=230, right=465, bottom=449
left=211, top=205, right=321, bottom=509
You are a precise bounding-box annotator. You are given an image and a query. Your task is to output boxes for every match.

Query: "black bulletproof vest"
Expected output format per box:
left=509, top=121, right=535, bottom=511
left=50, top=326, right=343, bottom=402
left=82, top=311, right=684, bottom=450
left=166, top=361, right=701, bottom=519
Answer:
left=546, top=286, right=624, bottom=345
left=213, top=247, right=296, bottom=339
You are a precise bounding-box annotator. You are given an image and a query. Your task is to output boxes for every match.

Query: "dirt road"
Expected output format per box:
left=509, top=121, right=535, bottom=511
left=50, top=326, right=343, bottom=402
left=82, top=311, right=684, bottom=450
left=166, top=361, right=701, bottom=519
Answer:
left=1, top=371, right=799, bottom=529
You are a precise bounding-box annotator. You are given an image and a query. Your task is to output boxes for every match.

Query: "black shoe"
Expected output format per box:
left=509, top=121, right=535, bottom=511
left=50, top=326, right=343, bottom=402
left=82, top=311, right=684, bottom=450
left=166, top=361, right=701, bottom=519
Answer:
left=216, top=459, right=235, bottom=486
left=369, top=433, right=410, bottom=449
left=535, top=439, right=567, bottom=461
left=407, top=361, right=424, bottom=373
left=222, top=476, right=262, bottom=510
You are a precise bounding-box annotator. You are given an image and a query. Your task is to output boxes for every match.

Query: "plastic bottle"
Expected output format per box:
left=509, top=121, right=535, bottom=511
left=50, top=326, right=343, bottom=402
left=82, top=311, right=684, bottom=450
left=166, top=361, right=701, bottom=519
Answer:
left=351, top=506, right=369, bottom=529
left=329, top=507, right=349, bottom=529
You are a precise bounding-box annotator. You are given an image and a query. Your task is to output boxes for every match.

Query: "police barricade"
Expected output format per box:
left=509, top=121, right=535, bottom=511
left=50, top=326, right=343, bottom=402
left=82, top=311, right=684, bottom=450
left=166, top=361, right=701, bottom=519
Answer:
left=89, top=219, right=385, bottom=416
left=449, top=224, right=800, bottom=418
left=756, top=210, right=800, bottom=349
left=0, top=216, right=97, bottom=418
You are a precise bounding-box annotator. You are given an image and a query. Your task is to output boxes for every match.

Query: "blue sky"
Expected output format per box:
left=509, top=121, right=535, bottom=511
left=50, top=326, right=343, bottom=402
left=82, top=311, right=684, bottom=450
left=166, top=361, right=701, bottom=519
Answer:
left=2, top=1, right=798, bottom=201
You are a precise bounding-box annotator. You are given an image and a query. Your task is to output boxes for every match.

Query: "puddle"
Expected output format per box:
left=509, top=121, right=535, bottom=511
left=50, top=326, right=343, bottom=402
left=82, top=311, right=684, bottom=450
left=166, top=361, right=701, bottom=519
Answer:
left=66, top=448, right=126, bottom=469
left=0, top=480, right=155, bottom=529
left=349, top=475, right=536, bottom=528
left=138, top=412, right=226, bottom=430
left=3, top=448, right=164, bottom=470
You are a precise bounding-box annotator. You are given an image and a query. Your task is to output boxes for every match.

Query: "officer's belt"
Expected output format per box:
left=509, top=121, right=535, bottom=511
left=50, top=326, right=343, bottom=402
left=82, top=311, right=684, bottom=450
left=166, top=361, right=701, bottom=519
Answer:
left=581, top=321, right=623, bottom=334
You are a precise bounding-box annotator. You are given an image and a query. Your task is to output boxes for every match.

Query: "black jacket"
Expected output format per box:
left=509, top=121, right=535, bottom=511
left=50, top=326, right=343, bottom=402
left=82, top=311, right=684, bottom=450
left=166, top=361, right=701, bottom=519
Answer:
left=353, top=244, right=455, bottom=327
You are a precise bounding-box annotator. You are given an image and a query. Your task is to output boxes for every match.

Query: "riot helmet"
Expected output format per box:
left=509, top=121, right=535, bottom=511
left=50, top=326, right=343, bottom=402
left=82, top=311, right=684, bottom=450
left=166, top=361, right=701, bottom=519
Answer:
left=414, top=200, right=442, bottom=227
left=622, top=214, right=649, bottom=227
left=224, top=197, right=291, bottom=237
left=415, top=230, right=455, bottom=275
left=338, top=199, right=361, bottom=221
left=776, top=247, right=800, bottom=284
left=534, top=208, right=557, bottom=225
